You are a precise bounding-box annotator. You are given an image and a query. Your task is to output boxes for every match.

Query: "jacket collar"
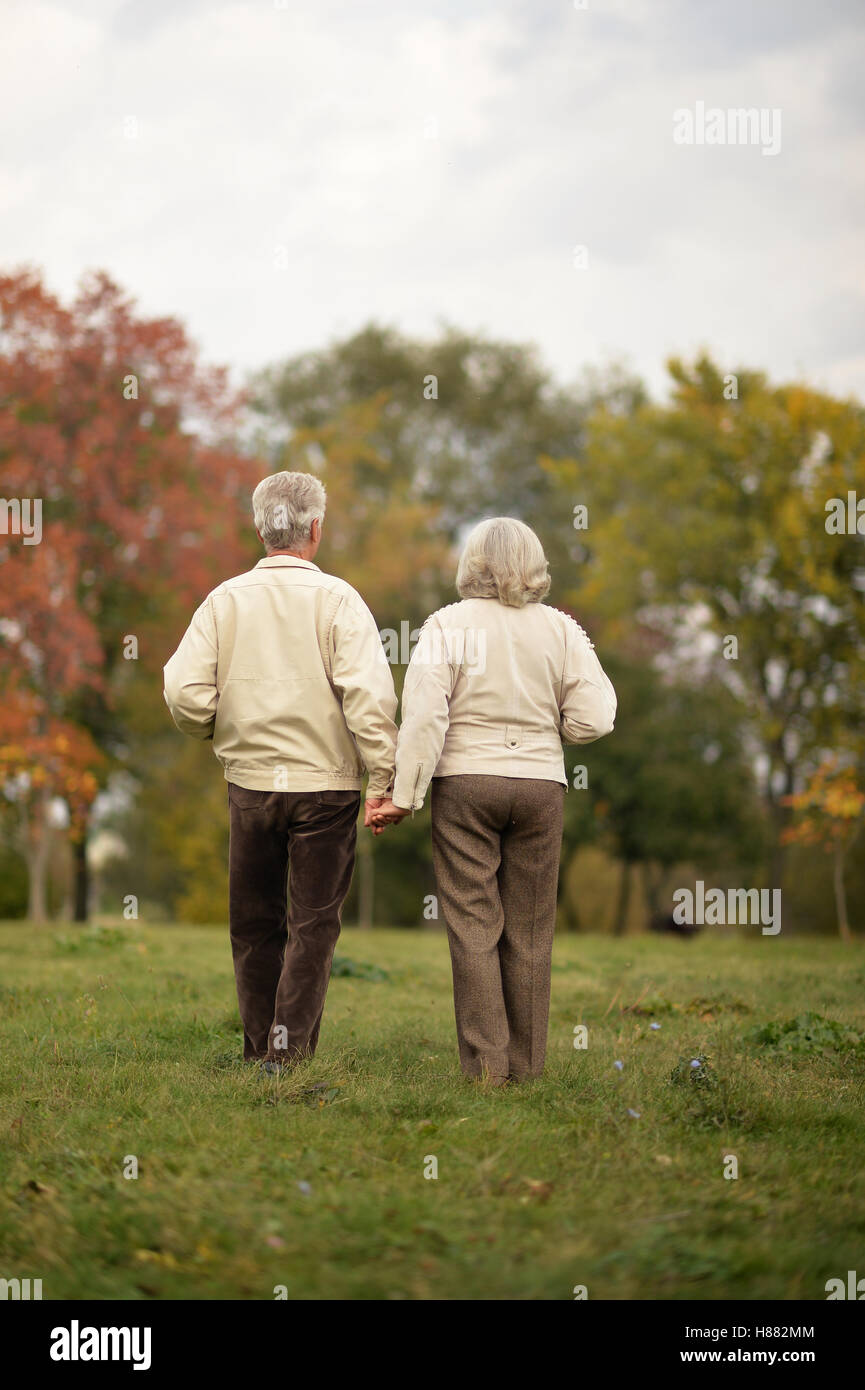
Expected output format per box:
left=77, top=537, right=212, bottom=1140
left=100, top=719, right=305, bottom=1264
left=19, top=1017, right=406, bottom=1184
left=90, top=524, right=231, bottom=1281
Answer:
left=254, top=556, right=321, bottom=571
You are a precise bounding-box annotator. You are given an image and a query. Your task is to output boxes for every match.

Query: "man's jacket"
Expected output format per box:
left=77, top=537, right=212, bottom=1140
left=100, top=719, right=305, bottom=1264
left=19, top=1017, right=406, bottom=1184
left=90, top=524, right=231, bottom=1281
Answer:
left=163, top=556, right=397, bottom=796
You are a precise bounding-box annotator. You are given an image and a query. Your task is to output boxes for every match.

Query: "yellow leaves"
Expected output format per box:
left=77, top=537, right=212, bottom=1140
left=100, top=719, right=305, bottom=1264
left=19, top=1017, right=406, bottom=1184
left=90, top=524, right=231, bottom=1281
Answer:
left=0, top=693, right=104, bottom=814
left=783, top=759, right=865, bottom=850
left=775, top=490, right=807, bottom=545
left=824, top=784, right=865, bottom=820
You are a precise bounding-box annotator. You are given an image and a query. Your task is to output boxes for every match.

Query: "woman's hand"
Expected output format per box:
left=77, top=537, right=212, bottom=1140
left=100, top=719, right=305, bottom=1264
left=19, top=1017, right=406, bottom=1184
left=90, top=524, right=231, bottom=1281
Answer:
left=369, top=798, right=410, bottom=831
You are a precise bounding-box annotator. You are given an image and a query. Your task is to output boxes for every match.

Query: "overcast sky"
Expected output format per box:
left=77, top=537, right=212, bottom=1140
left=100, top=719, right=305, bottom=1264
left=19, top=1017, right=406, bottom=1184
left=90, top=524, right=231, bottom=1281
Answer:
left=3, top=0, right=864, bottom=400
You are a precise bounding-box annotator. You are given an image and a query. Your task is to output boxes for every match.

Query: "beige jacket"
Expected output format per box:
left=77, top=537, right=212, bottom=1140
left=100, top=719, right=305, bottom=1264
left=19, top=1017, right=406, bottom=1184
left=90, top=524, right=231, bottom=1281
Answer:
left=391, top=598, right=616, bottom=810
left=163, top=556, right=398, bottom=795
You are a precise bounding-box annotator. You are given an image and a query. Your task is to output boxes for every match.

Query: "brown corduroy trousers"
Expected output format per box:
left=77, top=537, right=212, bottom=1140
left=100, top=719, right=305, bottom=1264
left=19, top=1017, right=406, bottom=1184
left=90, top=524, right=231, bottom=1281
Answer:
left=227, top=782, right=360, bottom=1062
left=431, top=774, right=565, bottom=1081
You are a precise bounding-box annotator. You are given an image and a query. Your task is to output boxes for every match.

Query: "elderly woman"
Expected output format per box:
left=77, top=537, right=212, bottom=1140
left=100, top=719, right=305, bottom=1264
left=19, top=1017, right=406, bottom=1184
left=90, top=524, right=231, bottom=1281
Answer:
left=372, top=518, right=616, bottom=1085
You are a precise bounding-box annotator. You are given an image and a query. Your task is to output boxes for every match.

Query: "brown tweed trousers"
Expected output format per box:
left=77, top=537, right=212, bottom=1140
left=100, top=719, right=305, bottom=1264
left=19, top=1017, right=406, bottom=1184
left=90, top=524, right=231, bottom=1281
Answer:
left=227, top=782, right=360, bottom=1062
left=430, top=773, right=565, bottom=1081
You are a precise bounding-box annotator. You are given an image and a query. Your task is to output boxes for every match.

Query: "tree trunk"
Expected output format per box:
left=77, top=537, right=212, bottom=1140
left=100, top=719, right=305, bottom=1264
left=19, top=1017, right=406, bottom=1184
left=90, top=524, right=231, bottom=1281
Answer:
left=767, top=834, right=789, bottom=899
left=25, top=792, right=52, bottom=923
left=357, top=832, right=374, bottom=929
left=833, top=845, right=852, bottom=943
left=72, top=834, right=89, bottom=922
left=26, top=850, right=49, bottom=923
left=641, top=861, right=664, bottom=922
left=612, top=859, right=632, bottom=936
left=557, top=851, right=581, bottom=932
left=766, top=754, right=794, bottom=895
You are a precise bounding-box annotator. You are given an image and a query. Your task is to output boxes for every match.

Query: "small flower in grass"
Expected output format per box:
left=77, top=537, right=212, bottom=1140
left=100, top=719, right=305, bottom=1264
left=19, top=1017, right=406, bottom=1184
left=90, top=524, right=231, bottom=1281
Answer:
left=690, top=1059, right=701, bottom=1069
left=627, top=1108, right=641, bottom=1119
left=297, top=1181, right=312, bottom=1196
left=650, top=1022, right=661, bottom=1031
left=614, top=1059, right=624, bottom=1071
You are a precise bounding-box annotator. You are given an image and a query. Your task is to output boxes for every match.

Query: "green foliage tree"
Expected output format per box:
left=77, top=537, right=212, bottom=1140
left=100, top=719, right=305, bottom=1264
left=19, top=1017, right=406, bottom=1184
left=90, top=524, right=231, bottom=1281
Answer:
left=561, top=654, right=767, bottom=932
left=252, top=322, right=644, bottom=540
left=544, top=356, right=865, bottom=887
left=101, top=733, right=229, bottom=924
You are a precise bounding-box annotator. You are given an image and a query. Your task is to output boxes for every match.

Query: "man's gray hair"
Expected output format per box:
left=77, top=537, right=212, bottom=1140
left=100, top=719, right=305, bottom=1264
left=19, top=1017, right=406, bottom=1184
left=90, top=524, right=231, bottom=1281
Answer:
left=252, top=471, right=327, bottom=552
left=456, top=517, right=551, bottom=607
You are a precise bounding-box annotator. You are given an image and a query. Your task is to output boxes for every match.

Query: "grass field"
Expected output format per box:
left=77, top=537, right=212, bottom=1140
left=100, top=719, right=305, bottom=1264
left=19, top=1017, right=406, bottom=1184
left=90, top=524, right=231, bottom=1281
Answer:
left=1, top=921, right=864, bottom=1301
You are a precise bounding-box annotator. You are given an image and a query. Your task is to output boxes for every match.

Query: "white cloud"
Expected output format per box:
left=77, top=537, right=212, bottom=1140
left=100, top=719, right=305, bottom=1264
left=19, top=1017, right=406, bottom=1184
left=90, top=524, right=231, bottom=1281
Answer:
left=1, top=0, right=862, bottom=401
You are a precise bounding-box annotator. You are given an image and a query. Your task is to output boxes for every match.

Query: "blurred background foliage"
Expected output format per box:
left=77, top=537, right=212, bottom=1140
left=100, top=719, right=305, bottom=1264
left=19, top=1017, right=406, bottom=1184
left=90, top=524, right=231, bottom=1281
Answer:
left=1, top=273, right=863, bottom=933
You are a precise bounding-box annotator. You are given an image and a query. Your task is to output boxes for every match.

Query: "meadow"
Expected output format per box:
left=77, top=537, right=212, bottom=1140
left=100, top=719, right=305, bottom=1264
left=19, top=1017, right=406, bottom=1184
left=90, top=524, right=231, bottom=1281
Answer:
left=1, top=922, right=863, bottom=1301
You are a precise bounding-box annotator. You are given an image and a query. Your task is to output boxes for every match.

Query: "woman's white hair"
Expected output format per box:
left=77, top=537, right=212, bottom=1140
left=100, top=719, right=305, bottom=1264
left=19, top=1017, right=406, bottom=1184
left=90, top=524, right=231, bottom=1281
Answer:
left=456, top=517, right=551, bottom=607
left=252, top=470, right=326, bottom=552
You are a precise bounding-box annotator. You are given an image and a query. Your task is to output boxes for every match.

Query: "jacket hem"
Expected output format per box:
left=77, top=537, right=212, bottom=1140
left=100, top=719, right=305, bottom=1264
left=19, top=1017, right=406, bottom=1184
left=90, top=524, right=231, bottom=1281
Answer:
left=432, top=758, right=567, bottom=787
left=222, top=768, right=365, bottom=792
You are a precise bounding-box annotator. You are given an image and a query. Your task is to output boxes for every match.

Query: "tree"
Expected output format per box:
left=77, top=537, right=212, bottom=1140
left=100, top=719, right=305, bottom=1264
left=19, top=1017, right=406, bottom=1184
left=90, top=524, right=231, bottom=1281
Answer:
left=782, top=760, right=865, bottom=941
left=544, top=356, right=865, bottom=889
left=562, top=651, right=767, bottom=933
left=0, top=267, right=259, bottom=919
left=0, top=680, right=102, bottom=921
left=252, top=322, right=643, bottom=542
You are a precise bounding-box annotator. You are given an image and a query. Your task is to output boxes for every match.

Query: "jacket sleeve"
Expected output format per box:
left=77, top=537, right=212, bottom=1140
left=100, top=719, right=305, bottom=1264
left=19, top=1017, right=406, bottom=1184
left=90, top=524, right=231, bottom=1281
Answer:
left=163, top=598, right=219, bottom=739
left=330, top=592, right=398, bottom=798
left=392, top=614, right=459, bottom=810
left=559, top=617, right=617, bottom=744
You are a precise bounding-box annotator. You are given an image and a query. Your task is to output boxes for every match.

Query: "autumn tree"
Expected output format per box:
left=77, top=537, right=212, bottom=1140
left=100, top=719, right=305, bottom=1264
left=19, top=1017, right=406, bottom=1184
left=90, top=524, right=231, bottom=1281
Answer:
left=782, top=760, right=865, bottom=940
left=0, top=267, right=259, bottom=920
left=0, top=679, right=103, bottom=921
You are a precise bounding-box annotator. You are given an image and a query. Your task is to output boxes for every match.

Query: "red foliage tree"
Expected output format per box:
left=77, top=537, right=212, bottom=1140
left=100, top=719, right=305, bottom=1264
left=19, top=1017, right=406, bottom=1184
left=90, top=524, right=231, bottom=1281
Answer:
left=0, top=267, right=260, bottom=920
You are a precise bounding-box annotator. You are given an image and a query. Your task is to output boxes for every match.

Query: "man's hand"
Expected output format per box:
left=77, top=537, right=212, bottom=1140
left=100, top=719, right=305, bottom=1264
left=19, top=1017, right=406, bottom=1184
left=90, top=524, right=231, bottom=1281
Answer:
left=364, top=796, right=392, bottom=837
left=369, top=798, right=410, bottom=830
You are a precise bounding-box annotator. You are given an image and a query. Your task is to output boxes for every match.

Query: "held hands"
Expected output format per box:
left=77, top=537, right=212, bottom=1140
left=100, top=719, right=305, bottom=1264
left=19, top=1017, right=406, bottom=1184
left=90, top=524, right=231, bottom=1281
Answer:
left=373, top=798, right=410, bottom=828
left=363, top=796, right=410, bottom=835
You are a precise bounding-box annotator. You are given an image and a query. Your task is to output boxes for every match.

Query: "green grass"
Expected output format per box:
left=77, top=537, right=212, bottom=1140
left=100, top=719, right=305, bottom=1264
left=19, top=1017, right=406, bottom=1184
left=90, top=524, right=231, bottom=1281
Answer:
left=1, top=921, right=864, bottom=1301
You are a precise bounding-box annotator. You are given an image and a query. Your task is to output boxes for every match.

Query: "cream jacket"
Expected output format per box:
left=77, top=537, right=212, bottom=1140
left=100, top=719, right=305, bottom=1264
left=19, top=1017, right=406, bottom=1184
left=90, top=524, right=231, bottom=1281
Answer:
left=163, top=556, right=398, bottom=795
left=391, top=598, right=616, bottom=810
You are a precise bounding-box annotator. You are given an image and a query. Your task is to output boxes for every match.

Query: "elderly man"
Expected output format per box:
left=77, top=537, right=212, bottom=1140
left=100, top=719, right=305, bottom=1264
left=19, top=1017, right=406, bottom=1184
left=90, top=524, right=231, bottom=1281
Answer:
left=163, top=471, right=397, bottom=1071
